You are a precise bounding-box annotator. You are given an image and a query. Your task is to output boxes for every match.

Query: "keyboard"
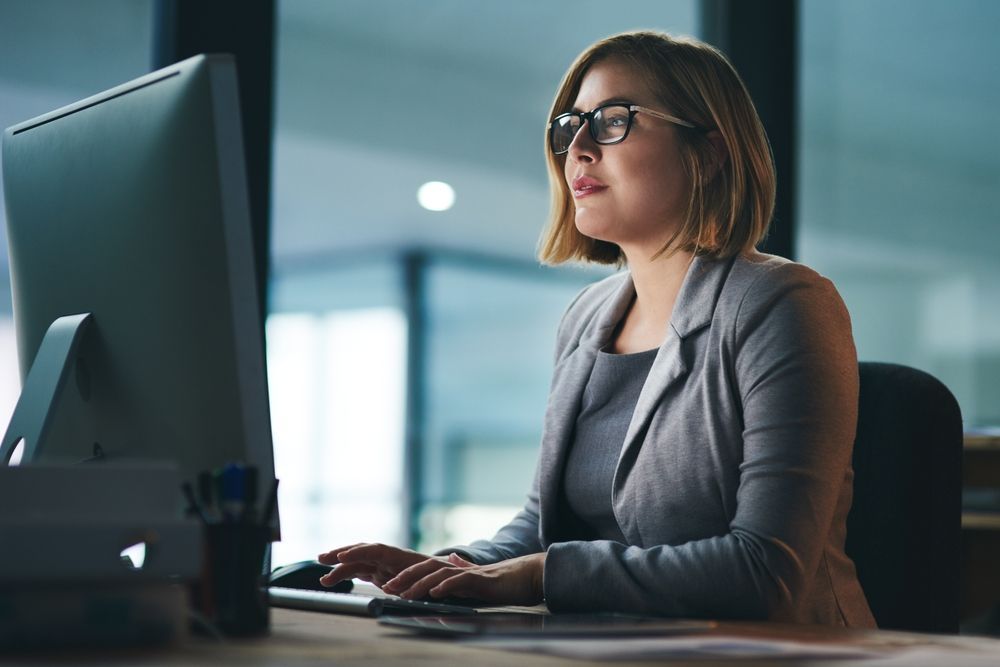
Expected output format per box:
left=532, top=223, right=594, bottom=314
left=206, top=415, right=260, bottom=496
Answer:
left=269, top=587, right=480, bottom=617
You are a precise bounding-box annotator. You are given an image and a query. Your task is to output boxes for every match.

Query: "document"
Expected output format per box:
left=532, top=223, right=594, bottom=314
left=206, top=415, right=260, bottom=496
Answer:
left=466, top=634, right=1000, bottom=664
left=465, top=635, right=886, bottom=660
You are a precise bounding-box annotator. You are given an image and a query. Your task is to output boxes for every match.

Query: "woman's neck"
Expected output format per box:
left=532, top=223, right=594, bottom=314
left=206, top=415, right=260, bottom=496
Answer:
left=610, top=248, right=693, bottom=354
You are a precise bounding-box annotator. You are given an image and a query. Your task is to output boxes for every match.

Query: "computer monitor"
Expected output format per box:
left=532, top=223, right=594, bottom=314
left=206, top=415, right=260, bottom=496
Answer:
left=0, top=54, right=277, bottom=531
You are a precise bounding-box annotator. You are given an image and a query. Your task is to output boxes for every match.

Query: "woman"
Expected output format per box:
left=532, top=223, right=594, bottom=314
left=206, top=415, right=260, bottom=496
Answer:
left=318, top=31, right=876, bottom=626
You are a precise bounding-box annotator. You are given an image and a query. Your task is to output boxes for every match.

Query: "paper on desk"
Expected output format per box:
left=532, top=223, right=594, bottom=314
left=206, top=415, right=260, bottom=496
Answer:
left=464, top=634, right=888, bottom=661
left=866, top=648, right=1000, bottom=667
left=468, top=635, right=1000, bottom=664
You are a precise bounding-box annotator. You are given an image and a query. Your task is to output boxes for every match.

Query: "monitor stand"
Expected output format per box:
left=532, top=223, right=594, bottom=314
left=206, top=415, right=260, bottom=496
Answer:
left=1, top=313, right=92, bottom=465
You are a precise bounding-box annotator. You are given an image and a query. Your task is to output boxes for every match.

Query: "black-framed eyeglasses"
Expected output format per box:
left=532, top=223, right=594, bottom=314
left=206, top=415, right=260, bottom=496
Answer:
left=548, top=103, right=696, bottom=155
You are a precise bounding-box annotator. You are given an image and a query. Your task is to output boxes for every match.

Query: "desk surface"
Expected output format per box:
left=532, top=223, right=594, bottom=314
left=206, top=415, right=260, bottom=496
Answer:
left=11, top=608, right=1000, bottom=667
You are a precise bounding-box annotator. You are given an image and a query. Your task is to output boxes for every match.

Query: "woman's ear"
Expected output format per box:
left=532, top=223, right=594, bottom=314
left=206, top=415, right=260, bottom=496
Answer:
left=704, top=130, right=729, bottom=181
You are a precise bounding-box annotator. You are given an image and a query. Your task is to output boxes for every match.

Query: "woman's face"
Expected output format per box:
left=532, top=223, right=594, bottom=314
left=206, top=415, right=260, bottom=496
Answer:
left=563, top=59, right=690, bottom=260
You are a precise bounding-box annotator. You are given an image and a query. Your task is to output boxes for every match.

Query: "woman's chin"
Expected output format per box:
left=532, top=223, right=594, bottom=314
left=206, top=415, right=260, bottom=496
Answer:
left=574, top=219, right=616, bottom=245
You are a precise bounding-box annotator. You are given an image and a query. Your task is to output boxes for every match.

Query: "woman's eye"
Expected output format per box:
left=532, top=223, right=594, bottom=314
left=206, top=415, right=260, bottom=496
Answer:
left=604, top=113, right=629, bottom=128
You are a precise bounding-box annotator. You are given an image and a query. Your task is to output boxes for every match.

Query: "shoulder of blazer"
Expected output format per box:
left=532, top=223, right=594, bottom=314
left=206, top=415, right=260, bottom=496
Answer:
left=721, top=252, right=844, bottom=336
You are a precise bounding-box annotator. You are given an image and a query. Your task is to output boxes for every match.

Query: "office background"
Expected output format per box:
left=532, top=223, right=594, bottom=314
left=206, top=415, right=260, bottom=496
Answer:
left=0, top=0, right=996, bottom=570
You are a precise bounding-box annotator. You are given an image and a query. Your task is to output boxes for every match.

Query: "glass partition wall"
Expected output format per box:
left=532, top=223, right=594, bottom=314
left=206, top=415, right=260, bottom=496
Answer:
left=268, top=0, right=698, bottom=560
left=797, top=0, right=1000, bottom=427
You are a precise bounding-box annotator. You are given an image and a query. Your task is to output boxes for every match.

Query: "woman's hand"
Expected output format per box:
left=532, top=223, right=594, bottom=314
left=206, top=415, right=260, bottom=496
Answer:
left=383, top=552, right=546, bottom=606
left=316, top=543, right=450, bottom=588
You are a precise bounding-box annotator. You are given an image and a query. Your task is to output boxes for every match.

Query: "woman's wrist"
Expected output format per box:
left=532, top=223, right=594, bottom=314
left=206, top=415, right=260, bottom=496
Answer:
left=534, top=551, right=547, bottom=600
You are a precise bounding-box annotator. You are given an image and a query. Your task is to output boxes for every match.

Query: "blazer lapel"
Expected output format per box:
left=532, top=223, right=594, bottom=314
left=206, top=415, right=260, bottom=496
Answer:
left=615, top=255, right=736, bottom=476
left=537, top=274, right=636, bottom=539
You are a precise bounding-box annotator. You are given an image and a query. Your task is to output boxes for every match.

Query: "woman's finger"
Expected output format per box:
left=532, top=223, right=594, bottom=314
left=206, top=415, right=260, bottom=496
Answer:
left=432, top=553, right=546, bottom=605
left=398, top=566, right=465, bottom=601
left=382, top=557, right=450, bottom=594
left=337, top=544, right=427, bottom=572
left=317, top=543, right=367, bottom=564
left=447, top=552, right=475, bottom=567
left=319, top=562, right=374, bottom=586
left=429, top=569, right=481, bottom=599
left=333, top=543, right=395, bottom=563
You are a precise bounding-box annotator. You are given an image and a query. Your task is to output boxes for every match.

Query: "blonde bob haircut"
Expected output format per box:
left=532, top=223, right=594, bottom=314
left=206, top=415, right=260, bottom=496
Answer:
left=538, top=31, right=776, bottom=265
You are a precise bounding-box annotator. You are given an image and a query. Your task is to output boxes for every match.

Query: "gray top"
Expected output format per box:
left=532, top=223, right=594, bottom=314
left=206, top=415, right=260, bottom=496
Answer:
left=562, top=347, right=658, bottom=543
left=444, top=252, right=875, bottom=627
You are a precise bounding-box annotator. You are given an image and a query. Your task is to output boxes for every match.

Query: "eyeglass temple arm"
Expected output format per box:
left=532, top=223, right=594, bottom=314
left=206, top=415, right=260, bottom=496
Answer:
left=630, top=105, right=697, bottom=129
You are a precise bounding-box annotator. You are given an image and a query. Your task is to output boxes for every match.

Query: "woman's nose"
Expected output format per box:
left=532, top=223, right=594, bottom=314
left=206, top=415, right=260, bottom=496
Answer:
left=567, top=119, right=600, bottom=163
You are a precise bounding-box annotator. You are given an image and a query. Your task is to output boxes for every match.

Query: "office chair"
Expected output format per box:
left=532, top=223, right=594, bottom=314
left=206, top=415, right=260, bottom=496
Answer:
left=846, top=362, right=963, bottom=633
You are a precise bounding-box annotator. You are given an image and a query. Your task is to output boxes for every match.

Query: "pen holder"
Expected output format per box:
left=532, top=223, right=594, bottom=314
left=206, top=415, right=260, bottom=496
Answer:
left=196, top=522, right=272, bottom=637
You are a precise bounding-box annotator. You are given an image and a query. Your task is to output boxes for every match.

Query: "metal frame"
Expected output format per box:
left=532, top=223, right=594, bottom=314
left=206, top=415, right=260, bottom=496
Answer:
left=152, top=0, right=276, bottom=320
left=701, top=0, right=799, bottom=260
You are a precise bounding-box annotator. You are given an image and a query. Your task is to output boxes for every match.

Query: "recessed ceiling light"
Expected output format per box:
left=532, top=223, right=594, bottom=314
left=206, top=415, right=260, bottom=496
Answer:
left=417, top=181, right=455, bottom=212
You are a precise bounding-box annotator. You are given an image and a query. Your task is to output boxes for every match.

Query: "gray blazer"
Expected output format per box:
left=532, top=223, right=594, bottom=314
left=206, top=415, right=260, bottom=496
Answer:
left=451, top=252, right=876, bottom=627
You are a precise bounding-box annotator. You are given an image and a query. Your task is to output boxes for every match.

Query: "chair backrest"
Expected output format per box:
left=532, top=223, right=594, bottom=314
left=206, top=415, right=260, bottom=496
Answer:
left=846, top=362, right=963, bottom=633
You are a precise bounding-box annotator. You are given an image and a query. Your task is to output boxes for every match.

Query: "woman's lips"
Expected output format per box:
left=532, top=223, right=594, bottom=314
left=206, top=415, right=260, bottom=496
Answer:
left=572, top=176, right=607, bottom=198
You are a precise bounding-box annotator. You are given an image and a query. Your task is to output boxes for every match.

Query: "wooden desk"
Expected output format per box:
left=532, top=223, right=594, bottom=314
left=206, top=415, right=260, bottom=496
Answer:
left=12, top=608, right=1000, bottom=666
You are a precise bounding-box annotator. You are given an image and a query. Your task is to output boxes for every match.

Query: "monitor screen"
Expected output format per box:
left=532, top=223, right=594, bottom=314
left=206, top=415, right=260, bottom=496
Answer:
left=1, top=54, right=277, bottom=531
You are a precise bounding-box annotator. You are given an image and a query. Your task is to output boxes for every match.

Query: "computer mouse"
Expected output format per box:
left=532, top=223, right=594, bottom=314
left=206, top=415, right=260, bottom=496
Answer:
left=269, top=560, right=354, bottom=592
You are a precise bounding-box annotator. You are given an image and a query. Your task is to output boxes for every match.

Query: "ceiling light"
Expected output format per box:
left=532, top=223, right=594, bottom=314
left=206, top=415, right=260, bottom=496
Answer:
left=417, top=181, right=455, bottom=212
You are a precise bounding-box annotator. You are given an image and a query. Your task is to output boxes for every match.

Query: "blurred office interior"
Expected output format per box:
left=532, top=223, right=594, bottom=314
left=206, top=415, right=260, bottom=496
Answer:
left=0, top=0, right=997, bottom=577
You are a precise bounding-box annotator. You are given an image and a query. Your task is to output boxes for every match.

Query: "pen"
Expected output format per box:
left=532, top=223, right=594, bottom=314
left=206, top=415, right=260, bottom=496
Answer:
left=197, top=471, right=216, bottom=520
left=242, top=465, right=259, bottom=523
left=221, top=462, right=246, bottom=522
left=212, top=467, right=225, bottom=511
left=181, top=481, right=209, bottom=523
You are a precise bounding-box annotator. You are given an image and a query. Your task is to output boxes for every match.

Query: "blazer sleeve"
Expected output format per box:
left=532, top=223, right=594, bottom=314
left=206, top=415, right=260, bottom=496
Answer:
left=543, top=263, right=859, bottom=619
left=435, top=282, right=599, bottom=564
left=435, top=467, right=544, bottom=564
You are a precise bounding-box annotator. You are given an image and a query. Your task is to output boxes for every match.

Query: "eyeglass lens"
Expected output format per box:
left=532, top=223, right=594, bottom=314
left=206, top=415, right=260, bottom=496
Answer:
left=550, top=105, right=632, bottom=154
